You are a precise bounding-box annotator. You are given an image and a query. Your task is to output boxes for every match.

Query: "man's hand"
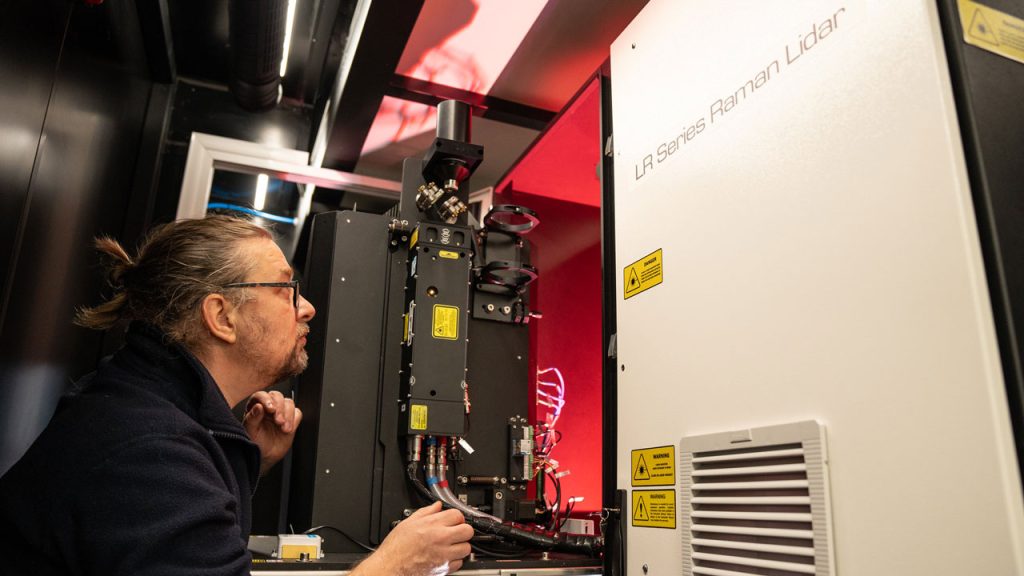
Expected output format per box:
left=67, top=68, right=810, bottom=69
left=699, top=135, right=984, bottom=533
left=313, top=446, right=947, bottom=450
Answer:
left=356, top=502, right=473, bottom=576
left=243, top=390, right=302, bottom=475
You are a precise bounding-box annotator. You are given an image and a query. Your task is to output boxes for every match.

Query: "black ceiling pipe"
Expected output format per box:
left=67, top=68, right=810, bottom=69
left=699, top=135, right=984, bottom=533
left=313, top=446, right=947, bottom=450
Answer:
left=229, top=0, right=287, bottom=112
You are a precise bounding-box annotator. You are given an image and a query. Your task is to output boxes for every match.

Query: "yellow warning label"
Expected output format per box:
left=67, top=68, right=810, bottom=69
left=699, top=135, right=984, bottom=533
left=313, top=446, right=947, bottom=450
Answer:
left=631, top=445, right=675, bottom=487
left=410, top=404, right=428, bottom=430
left=410, top=228, right=419, bottom=248
left=632, top=490, right=675, bottom=529
left=439, top=250, right=460, bottom=259
left=958, top=0, right=1024, bottom=65
left=432, top=304, right=459, bottom=340
left=623, top=249, right=663, bottom=300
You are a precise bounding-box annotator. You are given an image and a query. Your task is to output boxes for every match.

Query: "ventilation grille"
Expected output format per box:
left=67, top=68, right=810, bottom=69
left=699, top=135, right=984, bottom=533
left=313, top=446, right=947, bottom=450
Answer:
left=680, top=421, right=834, bottom=576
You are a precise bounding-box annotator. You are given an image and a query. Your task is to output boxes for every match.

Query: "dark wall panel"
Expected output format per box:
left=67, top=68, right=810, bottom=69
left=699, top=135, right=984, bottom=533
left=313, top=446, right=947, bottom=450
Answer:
left=0, top=1, right=157, bottom=474
left=0, top=0, right=70, bottom=331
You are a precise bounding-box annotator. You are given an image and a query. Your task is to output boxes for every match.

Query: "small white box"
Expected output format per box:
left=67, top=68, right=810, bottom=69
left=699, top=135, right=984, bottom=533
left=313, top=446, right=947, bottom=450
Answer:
left=559, top=518, right=595, bottom=535
left=276, top=534, right=323, bottom=560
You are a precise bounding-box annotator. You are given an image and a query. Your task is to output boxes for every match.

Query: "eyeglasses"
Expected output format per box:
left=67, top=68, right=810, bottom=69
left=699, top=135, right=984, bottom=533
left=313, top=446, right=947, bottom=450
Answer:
left=223, top=280, right=300, bottom=309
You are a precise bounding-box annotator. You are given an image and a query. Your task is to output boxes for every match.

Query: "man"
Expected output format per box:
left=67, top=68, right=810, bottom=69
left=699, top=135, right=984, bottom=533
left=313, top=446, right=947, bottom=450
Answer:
left=0, top=215, right=472, bottom=575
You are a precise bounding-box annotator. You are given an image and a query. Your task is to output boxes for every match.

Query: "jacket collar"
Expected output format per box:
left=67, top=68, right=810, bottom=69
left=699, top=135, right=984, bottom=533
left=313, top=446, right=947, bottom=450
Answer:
left=114, top=322, right=250, bottom=438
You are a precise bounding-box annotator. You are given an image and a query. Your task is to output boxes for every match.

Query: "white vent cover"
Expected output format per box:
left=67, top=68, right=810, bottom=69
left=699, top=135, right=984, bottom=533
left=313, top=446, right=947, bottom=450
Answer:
left=680, top=421, right=834, bottom=576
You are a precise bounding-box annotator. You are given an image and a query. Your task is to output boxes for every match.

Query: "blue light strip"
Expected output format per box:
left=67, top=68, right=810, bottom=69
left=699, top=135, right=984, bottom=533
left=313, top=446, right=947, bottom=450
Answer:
left=206, top=203, right=299, bottom=225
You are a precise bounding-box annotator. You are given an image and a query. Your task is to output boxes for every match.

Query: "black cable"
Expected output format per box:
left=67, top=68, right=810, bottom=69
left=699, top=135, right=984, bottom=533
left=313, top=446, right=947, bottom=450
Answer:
left=470, top=542, right=529, bottom=559
left=546, top=472, right=562, bottom=531
left=407, top=462, right=435, bottom=503
left=560, top=499, right=577, bottom=530
left=303, top=525, right=375, bottom=552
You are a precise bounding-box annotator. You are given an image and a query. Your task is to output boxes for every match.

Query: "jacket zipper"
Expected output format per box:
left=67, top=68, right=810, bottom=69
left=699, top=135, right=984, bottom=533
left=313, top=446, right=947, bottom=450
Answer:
left=209, top=429, right=262, bottom=494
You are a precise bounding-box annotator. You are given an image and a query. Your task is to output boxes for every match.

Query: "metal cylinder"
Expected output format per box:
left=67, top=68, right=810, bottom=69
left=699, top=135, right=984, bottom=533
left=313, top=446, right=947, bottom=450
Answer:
left=436, top=100, right=471, bottom=143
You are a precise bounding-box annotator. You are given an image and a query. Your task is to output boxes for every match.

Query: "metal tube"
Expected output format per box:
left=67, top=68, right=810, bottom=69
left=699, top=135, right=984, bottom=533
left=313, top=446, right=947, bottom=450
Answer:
left=436, top=100, right=471, bottom=143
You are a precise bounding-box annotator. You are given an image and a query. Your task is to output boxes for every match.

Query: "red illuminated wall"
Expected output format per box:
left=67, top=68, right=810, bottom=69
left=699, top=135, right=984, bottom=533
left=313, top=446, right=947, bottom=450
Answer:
left=495, top=77, right=603, bottom=516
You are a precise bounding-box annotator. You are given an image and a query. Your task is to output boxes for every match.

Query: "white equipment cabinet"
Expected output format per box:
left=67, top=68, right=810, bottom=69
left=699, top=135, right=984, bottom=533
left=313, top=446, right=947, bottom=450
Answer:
left=610, top=0, right=1024, bottom=574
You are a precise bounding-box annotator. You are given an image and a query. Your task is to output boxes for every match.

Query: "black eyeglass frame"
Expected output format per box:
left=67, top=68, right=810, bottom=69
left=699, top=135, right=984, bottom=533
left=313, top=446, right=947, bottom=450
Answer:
left=223, top=281, right=300, bottom=309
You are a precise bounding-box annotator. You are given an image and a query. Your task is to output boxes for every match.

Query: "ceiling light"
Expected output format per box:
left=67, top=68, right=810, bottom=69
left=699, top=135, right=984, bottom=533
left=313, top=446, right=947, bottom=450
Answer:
left=254, top=174, right=269, bottom=211
left=279, top=0, right=297, bottom=77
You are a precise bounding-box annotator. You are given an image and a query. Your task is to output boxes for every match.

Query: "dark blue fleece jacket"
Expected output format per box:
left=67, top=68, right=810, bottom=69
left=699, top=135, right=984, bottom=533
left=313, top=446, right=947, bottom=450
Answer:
left=0, top=322, right=262, bottom=575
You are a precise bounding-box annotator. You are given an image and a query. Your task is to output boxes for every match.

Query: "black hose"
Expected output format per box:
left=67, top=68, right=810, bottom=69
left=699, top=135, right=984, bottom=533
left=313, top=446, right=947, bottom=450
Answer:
left=464, top=515, right=604, bottom=556
left=407, top=462, right=435, bottom=503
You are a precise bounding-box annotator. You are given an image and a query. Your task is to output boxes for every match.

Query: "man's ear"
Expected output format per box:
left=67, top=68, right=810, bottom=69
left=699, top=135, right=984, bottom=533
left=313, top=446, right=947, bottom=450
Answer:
left=200, top=293, right=238, bottom=344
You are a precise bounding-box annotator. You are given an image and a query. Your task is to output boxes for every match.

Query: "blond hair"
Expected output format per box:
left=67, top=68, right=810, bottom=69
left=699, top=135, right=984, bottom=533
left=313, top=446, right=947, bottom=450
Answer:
left=75, top=215, right=272, bottom=349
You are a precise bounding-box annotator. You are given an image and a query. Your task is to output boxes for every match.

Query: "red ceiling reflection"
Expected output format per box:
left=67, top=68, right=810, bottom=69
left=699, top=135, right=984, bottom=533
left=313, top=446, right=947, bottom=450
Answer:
left=495, top=77, right=601, bottom=207
left=361, top=0, right=549, bottom=155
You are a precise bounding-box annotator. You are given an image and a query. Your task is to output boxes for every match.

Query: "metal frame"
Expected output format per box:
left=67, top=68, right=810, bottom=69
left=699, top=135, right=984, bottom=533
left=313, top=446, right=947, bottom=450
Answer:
left=176, top=132, right=401, bottom=221
left=387, top=74, right=556, bottom=132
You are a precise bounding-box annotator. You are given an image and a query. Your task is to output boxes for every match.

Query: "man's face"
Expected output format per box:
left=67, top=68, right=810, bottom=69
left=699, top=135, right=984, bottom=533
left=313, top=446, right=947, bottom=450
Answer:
left=236, top=238, right=316, bottom=385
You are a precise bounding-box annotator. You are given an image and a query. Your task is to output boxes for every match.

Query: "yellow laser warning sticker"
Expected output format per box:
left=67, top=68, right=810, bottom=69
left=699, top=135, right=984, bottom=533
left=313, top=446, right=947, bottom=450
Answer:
left=411, top=404, right=428, bottom=430
left=439, top=250, right=460, bottom=259
left=624, top=249, right=663, bottom=300
left=632, top=490, right=676, bottom=529
left=432, top=304, right=459, bottom=340
left=958, top=0, right=1024, bottom=65
left=631, top=445, right=675, bottom=487
left=410, top=228, right=419, bottom=248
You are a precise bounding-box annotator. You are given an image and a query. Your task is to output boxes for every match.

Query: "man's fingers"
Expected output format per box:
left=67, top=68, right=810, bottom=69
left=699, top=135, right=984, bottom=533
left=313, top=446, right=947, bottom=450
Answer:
left=293, top=406, right=303, bottom=430
left=435, top=508, right=467, bottom=526
left=409, top=501, right=443, bottom=518
left=450, top=523, right=474, bottom=544
left=280, top=398, right=296, bottom=431
left=447, top=559, right=463, bottom=574
left=448, top=541, right=471, bottom=559
left=248, top=391, right=271, bottom=411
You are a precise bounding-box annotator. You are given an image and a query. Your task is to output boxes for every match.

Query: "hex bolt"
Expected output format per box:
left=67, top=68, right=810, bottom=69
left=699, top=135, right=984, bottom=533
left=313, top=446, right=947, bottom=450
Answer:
left=486, top=304, right=495, bottom=312
left=494, top=491, right=503, bottom=500
left=403, top=508, right=414, bottom=517
left=500, top=477, right=507, bottom=484
left=501, top=306, right=511, bottom=315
